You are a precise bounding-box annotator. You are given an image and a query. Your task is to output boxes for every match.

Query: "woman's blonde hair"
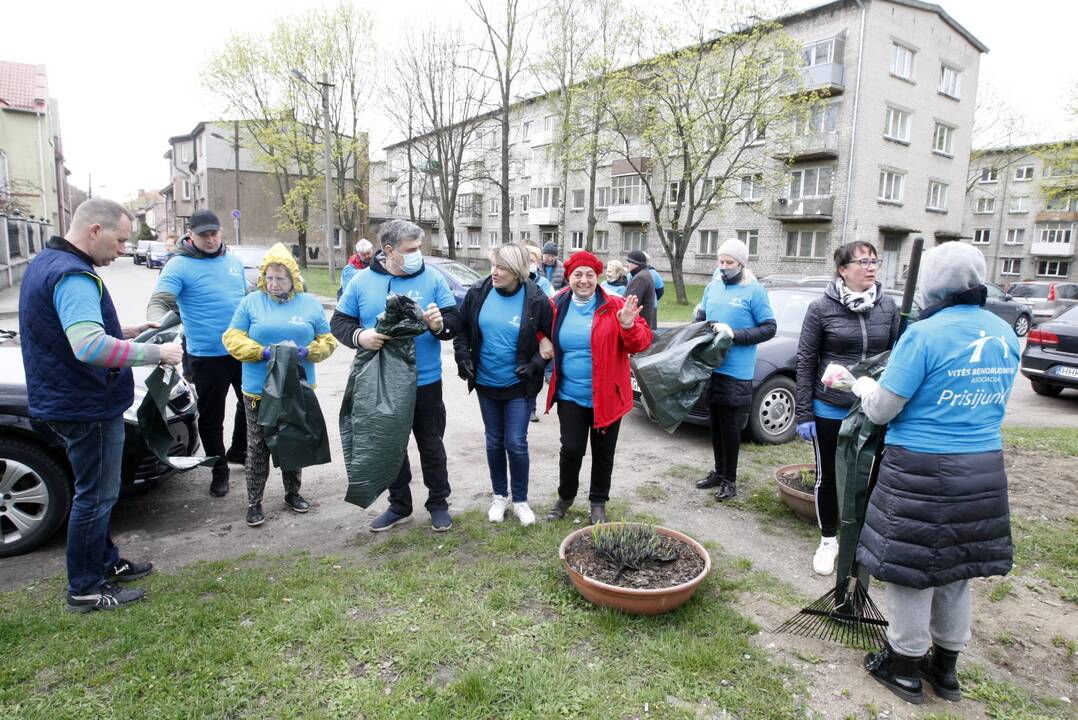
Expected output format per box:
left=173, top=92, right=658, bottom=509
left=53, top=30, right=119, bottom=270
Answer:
left=606, top=260, right=627, bottom=279
left=524, top=244, right=542, bottom=264
left=490, top=243, right=531, bottom=284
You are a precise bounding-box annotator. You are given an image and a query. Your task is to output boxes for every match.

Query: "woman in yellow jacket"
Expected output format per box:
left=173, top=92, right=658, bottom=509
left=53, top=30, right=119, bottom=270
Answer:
left=223, top=243, right=337, bottom=527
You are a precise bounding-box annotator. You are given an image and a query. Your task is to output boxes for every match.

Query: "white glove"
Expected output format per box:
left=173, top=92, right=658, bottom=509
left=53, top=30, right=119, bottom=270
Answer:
left=711, top=322, right=734, bottom=339
left=851, top=376, right=880, bottom=400
left=821, top=363, right=856, bottom=391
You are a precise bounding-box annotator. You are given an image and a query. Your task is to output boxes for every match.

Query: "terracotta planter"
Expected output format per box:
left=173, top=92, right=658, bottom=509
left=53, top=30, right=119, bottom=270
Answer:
left=774, top=463, right=817, bottom=524
left=558, top=524, right=711, bottom=616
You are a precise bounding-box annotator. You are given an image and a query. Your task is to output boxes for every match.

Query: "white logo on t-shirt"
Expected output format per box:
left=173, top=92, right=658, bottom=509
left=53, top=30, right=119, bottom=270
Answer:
left=966, top=331, right=1010, bottom=363
left=510, top=315, right=521, bottom=328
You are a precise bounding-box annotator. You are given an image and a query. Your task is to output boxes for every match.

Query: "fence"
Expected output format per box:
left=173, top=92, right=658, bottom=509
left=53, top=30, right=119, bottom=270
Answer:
left=0, top=215, right=52, bottom=292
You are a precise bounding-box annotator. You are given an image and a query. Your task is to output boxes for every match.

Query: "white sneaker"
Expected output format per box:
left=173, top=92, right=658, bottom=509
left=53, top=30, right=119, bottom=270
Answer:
left=488, top=495, right=508, bottom=523
left=813, top=537, right=839, bottom=576
left=512, top=501, right=536, bottom=527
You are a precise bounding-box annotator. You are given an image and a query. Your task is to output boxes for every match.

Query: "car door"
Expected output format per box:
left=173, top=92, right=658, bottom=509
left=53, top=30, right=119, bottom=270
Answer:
left=984, top=283, right=1016, bottom=324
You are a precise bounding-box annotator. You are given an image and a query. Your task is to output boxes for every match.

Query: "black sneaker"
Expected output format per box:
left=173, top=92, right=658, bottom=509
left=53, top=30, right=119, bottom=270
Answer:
left=545, top=498, right=572, bottom=521
left=714, top=480, right=738, bottom=502
left=224, top=448, right=247, bottom=465
left=284, top=493, right=310, bottom=513
left=246, top=503, right=265, bottom=527
left=430, top=508, right=453, bottom=532
left=210, top=472, right=229, bottom=497
left=66, top=582, right=145, bottom=613
left=107, top=558, right=153, bottom=583
left=696, top=470, right=724, bottom=489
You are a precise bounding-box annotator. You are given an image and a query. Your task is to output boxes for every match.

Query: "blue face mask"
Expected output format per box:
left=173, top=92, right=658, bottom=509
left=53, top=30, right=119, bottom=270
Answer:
left=400, top=250, right=423, bottom=274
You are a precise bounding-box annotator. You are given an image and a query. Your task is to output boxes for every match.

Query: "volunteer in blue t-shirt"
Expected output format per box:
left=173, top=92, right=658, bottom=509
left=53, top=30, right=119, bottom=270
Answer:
left=147, top=210, right=249, bottom=498
left=850, top=242, right=1019, bottom=705
left=453, top=244, right=554, bottom=528
left=224, top=243, right=337, bottom=528
left=693, top=238, right=776, bottom=501
left=330, top=219, right=462, bottom=533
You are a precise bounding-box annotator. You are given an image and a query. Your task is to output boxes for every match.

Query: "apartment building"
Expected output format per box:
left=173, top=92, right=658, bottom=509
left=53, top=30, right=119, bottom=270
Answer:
left=376, top=0, right=985, bottom=287
left=962, top=143, right=1077, bottom=284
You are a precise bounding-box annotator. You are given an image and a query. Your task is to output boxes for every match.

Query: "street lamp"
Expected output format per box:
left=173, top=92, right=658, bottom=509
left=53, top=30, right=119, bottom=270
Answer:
left=210, top=121, right=243, bottom=245
left=291, top=68, right=336, bottom=285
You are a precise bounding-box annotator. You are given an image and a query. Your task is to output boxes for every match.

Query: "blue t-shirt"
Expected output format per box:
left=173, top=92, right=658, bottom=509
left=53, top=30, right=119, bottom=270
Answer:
left=53, top=273, right=104, bottom=329
left=535, top=274, right=554, bottom=298
left=477, top=285, right=525, bottom=388
left=813, top=399, right=849, bottom=420
left=650, top=268, right=664, bottom=290
left=881, top=305, right=1019, bottom=454
left=340, top=263, right=360, bottom=293
left=337, top=265, right=455, bottom=387
left=228, top=292, right=330, bottom=396
left=702, top=280, right=775, bottom=380
left=155, top=253, right=247, bottom=356
left=557, top=295, right=595, bottom=407
left=600, top=281, right=626, bottom=297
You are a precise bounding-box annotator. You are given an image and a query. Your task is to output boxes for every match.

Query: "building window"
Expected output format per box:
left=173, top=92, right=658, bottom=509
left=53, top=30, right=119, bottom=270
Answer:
left=488, top=231, right=499, bottom=247
left=785, top=230, right=828, bottom=258
left=1001, top=258, right=1022, bottom=276
left=570, top=231, right=585, bottom=250
left=596, top=187, right=609, bottom=208
left=0, top=150, right=8, bottom=192
left=529, top=186, right=560, bottom=209
left=181, top=143, right=190, bottom=162
left=594, top=230, right=608, bottom=252
left=790, top=167, right=833, bottom=199
left=572, top=189, right=585, bottom=210
left=519, top=230, right=530, bottom=242
left=883, top=106, right=911, bottom=143
left=1037, top=260, right=1070, bottom=277
left=541, top=230, right=559, bottom=246
left=745, top=119, right=766, bottom=145
left=1046, top=196, right=1078, bottom=212
left=489, top=198, right=500, bottom=216
left=453, top=231, right=463, bottom=248
left=740, top=174, right=763, bottom=201
left=975, top=196, right=995, bottom=214
left=1039, top=222, right=1073, bottom=245
left=796, top=103, right=839, bottom=135
left=973, top=229, right=991, bottom=245
left=932, top=123, right=955, bottom=155
left=623, top=229, right=647, bottom=252
left=1014, top=164, right=1034, bottom=181
left=522, top=121, right=531, bottom=141
left=802, top=38, right=834, bottom=66
left=612, top=175, right=646, bottom=205
left=737, top=229, right=760, bottom=256
left=181, top=179, right=191, bottom=201
left=699, top=230, right=719, bottom=255
left=668, top=181, right=681, bottom=205
left=543, top=115, right=557, bottom=133
left=978, top=167, right=998, bottom=184
left=456, top=194, right=479, bottom=215
left=891, top=43, right=915, bottom=80
left=938, top=64, right=962, bottom=99
left=926, top=180, right=948, bottom=211
left=1009, top=196, right=1028, bottom=214
left=1043, top=161, right=1077, bottom=178
left=1005, top=229, right=1025, bottom=245
left=508, top=196, right=516, bottom=214
left=520, top=194, right=529, bottom=213
left=877, top=169, right=904, bottom=203
left=468, top=229, right=480, bottom=248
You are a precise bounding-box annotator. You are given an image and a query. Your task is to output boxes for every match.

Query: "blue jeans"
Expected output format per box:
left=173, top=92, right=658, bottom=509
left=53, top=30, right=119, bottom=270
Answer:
left=50, top=416, right=124, bottom=595
left=476, top=392, right=532, bottom=502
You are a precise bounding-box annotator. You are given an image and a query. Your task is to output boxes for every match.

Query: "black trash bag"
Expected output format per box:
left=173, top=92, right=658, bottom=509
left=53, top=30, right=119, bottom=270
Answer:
left=629, top=321, right=732, bottom=433
left=340, top=294, right=430, bottom=508
left=257, top=344, right=332, bottom=472
left=136, top=366, right=216, bottom=470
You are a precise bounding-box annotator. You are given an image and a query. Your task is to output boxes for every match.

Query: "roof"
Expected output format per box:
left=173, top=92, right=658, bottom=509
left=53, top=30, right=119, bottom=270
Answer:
left=0, top=61, right=49, bottom=113
left=974, top=140, right=1078, bottom=156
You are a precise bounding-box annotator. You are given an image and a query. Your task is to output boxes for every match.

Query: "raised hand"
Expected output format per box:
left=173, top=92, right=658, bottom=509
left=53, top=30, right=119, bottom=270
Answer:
left=617, top=294, right=641, bottom=329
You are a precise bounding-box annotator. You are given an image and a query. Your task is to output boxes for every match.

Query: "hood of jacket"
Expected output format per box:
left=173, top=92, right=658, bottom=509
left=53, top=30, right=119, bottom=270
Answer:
left=257, top=242, right=305, bottom=301
left=175, top=235, right=227, bottom=259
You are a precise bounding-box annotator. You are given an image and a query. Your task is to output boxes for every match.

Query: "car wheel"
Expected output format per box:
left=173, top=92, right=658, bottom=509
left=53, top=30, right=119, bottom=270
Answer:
left=749, top=375, right=797, bottom=445
left=0, top=437, right=72, bottom=558
left=1030, top=379, right=1064, bottom=397
left=1013, top=314, right=1030, bottom=337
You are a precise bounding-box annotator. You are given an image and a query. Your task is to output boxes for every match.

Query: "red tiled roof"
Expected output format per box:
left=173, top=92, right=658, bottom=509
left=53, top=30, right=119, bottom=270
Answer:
left=0, top=61, right=49, bottom=113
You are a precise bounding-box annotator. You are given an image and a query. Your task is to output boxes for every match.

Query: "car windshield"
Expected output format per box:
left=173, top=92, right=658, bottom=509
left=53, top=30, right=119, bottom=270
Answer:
left=1008, top=284, right=1049, bottom=299
left=767, top=288, right=821, bottom=335
left=229, top=246, right=268, bottom=268
left=433, top=260, right=482, bottom=285
left=1055, top=304, right=1078, bottom=322
left=148, top=241, right=168, bottom=252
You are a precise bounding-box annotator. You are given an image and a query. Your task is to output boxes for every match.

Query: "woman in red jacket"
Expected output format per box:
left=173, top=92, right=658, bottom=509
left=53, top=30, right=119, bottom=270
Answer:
left=544, top=251, right=652, bottom=524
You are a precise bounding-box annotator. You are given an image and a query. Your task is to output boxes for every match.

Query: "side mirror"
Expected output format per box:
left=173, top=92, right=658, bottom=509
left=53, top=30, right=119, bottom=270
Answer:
left=1002, top=294, right=1012, bottom=302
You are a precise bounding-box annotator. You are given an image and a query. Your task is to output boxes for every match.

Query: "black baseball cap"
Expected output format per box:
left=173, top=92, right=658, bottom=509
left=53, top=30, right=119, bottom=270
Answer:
left=190, top=209, right=221, bottom=235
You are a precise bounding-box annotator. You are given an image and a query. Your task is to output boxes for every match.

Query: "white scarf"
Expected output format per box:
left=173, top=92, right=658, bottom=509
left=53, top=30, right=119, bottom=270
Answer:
left=835, top=278, right=877, bottom=314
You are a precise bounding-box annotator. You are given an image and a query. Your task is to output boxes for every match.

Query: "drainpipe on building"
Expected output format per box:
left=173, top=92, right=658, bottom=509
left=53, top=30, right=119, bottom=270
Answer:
left=991, top=163, right=1011, bottom=285
left=36, top=109, right=50, bottom=228
left=840, top=0, right=868, bottom=245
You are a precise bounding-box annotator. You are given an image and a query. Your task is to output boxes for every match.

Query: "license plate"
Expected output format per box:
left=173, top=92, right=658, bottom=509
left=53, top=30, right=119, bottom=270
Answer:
left=1055, top=366, right=1078, bottom=378
left=630, top=375, right=640, bottom=393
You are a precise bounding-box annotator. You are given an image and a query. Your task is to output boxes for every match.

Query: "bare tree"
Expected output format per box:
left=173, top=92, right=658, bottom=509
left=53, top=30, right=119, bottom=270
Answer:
left=967, top=82, right=1030, bottom=193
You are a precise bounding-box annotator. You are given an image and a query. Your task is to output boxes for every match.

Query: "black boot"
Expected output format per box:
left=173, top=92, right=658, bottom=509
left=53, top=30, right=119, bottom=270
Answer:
left=864, top=645, right=924, bottom=705
left=546, top=498, right=573, bottom=521
left=696, top=470, right=724, bottom=489
left=919, top=645, right=961, bottom=701
left=209, top=469, right=230, bottom=497
left=714, top=479, right=737, bottom=501
left=589, top=504, right=607, bottom=524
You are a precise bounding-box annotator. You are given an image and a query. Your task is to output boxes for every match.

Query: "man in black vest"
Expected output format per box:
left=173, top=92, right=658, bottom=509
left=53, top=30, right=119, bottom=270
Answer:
left=19, top=199, right=183, bottom=612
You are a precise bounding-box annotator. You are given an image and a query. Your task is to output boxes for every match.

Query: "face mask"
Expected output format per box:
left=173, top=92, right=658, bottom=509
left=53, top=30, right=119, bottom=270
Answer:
left=529, top=264, right=538, bottom=274
left=399, top=250, right=423, bottom=274
left=720, top=267, right=742, bottom=283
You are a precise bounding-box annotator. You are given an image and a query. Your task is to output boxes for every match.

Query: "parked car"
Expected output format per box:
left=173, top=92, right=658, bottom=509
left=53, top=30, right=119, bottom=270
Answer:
left=759, top=274, right=832, bottom=288
left=0, top=325, right=201, bottom=558
left=984, top=282, right=1034, bottom=337
left=1005, top=281, right=1078, bottom=323
left=228, top=245, right=270, bottom=289
left=426, top=256, right=483, bottom=307
left=124, top=241, right=137, bottom=256
left=133, top=239, right=152, bottom=265
left=1019, top=304, right=1078, bottom=397
left=146, top=241, right=173, bottom=269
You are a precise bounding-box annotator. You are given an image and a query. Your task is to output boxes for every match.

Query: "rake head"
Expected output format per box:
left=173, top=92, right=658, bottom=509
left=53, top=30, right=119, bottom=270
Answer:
left=773, top=578, right=888, bottom=651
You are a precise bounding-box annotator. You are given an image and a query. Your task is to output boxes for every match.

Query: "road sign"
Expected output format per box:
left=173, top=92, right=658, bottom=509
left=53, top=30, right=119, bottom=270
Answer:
left=231, top=209, right=241, bottom=219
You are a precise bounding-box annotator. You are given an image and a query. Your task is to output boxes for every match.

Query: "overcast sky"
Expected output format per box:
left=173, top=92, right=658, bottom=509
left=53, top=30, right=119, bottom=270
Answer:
left=4, top=0, right=1075, bottom=202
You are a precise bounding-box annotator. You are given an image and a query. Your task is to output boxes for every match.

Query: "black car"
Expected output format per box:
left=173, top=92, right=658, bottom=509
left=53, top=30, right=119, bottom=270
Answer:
left=0, top=326, right=200, bottom=557
left=426, top=256, right=483, bottom=307
left=1019, top=304, right=1078, bottom=397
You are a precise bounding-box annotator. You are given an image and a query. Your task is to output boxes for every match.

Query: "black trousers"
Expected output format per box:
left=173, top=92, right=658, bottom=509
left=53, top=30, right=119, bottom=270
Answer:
left=189, top=354, right=247, bottom=478
left=811, top=415, right=843, bottom=537
left=388, top=381, right=451, bottom=515
left=707, top=402, right=749, bottom=484
left=557, top=400, right=621, bottom=505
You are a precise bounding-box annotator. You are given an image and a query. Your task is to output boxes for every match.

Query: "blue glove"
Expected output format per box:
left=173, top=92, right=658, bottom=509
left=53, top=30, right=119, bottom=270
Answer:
left=297, top=346, right=309, bottom=360
left=260, top=347, right=272, bottom=361
left=796, top=421, right=816, bottom=442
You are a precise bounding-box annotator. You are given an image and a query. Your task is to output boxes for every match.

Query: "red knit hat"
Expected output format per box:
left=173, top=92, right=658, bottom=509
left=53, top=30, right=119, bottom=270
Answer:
left=563, top=250, right=603, bottom=277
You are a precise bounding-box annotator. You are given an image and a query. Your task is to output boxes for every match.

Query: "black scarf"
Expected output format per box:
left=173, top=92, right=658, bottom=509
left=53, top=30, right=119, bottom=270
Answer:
left=918, top=284, right=987, bottom=321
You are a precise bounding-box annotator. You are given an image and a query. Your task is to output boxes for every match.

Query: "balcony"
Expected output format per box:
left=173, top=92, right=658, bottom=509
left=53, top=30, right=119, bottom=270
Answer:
left=529, top=128, right=554, bottom=147
left=607, top=203, right=651, bottom=224
left=455, top=210, right=483, bottom=227
left=773, top=132, right=840, bottom=162
left=798, top=63, right=845, bottom=95
left=770, top=196, right=834, bottom=222
left=529, top=206, right=560, bottom=226
left=381, top=168, right=400, bottom=183
left=1035, top=211, right=1078, bottom=223
left=1031, top=240, right=1075, bottom=257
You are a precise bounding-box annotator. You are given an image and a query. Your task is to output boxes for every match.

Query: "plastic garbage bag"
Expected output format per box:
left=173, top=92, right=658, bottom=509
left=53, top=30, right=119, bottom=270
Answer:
left=136, top=365, right=216, bottom=470
left=340, top=294, right=430, bottom=508
left=258, top=344, right=332, bottom=472
left=629, top=321, right=732, bottom=433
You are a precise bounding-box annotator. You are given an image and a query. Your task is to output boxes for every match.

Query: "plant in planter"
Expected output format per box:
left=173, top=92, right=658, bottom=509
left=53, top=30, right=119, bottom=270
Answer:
left=559, top=522, right=711, bottom=616
left=774, top=463, right=818, bottom=524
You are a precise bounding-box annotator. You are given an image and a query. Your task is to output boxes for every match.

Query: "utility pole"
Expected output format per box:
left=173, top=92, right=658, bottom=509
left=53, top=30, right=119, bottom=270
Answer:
left=291, top=69, right=337, bottom=286
left=233, top=120, right=242, bottom=245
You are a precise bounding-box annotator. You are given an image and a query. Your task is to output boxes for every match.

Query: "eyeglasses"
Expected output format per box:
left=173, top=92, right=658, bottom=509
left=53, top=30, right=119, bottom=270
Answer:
left=847, top=258, right=883, bottom=269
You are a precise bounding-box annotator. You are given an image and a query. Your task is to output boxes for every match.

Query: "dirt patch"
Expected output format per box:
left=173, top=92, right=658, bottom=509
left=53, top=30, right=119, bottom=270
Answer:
left=777, top=469, right=816, bottom=493
left=564, top=533, right=705, bottom=589
left=1003, top=447, right=1077, bottom=521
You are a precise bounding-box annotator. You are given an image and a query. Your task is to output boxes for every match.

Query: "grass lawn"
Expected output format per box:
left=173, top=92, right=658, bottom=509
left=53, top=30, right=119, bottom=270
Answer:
left=302, top=267, right=339, bottom=300
left=658, top=283, right=706, bottom=324
left=0, top=512, right=805, bottom=719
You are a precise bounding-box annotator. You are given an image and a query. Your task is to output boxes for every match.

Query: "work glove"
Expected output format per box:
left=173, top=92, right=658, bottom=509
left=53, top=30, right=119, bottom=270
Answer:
left=796, top=421, right=816, bottom=442
left=457, top=358, right=475, bottom=383
left=514, top=364, right=531, bottom=379
left=711, top=322, right=733, bottom=340
left=260, top=347, right=272, bottom=361
left=297, top=346, right=309, bottom=360
left=851, top=376, right=880, bottom=400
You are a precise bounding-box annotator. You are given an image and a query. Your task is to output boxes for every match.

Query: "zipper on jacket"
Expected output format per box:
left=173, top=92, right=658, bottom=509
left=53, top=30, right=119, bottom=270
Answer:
left=858, top=314, right=868, bottom=361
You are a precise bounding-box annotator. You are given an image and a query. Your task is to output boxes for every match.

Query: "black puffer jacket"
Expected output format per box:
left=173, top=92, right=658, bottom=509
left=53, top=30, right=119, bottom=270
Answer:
left=857, top=446, right=1013, bottom=589
left=795, top=282, right=899, bottom=424
left=453, top=276, right=554, bottom=398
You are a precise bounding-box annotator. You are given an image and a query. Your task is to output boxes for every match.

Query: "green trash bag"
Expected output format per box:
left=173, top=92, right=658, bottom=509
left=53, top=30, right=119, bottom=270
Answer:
left=629, top=321, right=731, bottom=433
left=136, top=365, right=216, bottom=470
left=340, top=294, right=430, bottom=508
left=257, top=344, right=332, bottom=472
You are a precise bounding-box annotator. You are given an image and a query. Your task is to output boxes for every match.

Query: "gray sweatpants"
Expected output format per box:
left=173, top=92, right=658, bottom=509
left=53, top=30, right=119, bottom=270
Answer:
left=885, top=579, right=972, bottom=657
